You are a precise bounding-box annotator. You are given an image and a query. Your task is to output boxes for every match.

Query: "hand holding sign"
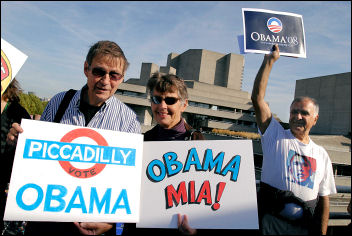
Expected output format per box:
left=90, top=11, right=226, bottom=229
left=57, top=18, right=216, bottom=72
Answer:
left=264, top=44, right=280, bottom=63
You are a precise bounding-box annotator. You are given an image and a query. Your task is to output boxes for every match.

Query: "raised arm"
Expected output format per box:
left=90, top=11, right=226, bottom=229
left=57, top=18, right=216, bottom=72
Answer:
left=251, top=44, right=280, bottom=134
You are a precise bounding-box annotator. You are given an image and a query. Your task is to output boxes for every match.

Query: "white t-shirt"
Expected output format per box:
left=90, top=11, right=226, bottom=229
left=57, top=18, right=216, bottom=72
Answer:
left=259, top=118, right=337, bottom=201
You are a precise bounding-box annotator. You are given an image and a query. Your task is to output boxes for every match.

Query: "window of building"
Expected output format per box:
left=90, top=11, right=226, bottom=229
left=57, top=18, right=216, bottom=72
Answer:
left=188, top=101, right=210, bottom=109
left=117, top=90, right=147, bottom=98
left=217, top=106, right=235, bottom=113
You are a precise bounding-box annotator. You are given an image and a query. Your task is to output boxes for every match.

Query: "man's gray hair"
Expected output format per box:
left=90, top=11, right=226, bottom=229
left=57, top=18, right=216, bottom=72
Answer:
left=291, top=96, right=319, bottom=115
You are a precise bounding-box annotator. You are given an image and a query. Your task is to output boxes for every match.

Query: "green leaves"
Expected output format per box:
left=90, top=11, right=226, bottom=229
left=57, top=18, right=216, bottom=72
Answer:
left=19, top=93, right=48, bottom=115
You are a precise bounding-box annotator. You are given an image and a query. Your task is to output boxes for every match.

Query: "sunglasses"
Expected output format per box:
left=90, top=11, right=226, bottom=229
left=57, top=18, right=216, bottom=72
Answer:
left=91, top=67, right=123, bottom=81
left=151, top=96, right=180, bottom=105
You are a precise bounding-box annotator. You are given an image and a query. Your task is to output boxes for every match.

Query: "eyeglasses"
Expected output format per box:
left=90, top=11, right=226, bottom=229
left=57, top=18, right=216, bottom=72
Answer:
left=91, top=67, right=124, bottom=81
left=151, top=95, right=180, bottom=105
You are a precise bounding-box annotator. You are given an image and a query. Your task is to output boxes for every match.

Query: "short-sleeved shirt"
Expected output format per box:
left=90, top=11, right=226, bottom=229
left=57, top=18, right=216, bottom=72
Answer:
left=259, top=118, right=336, bottom=201
left=40, top=85, right=141, bottom=133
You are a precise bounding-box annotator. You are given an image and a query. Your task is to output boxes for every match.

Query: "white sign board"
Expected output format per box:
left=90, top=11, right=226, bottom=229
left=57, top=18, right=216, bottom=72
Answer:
left=4, top=119, right=144, bottom=223
left=1, top=38, right=28, bottom=95
left=137, top=140, right=258, bottom=229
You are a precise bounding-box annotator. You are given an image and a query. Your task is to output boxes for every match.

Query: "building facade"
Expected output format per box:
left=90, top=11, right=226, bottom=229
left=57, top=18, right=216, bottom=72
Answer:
left=116, top=49, right=257, bottom=133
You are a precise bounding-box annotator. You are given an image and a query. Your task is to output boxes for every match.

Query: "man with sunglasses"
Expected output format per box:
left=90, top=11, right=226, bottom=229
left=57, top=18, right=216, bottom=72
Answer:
left=251, top=44, right=336, bottom=235
left=7, top=41, right=140, bottom=235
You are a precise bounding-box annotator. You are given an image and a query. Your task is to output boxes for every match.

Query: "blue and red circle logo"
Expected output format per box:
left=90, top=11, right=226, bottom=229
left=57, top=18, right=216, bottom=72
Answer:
left=267, top=17, right=282, bottom=33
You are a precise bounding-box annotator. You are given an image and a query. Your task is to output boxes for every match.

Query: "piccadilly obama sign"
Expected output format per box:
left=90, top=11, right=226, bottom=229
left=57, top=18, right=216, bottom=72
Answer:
left=4, top=119, right=143, bottom=223
left=242, top=8, right=306, bottom=58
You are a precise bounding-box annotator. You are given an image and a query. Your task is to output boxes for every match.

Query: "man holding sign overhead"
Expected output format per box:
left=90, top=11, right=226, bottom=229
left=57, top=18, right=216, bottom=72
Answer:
left=251, top=44, right=336, bottom=235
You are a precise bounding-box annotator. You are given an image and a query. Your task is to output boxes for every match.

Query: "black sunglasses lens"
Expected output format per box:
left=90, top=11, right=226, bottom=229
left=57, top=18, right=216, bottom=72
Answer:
left=110, top=73, right=120, bottom=80
left=92, top=68, right=105, bottom=77
left=92, top=68, right=123, bottom=81
left=152, top=96, right=162, bottom=104
left=164, top=97, right=178, bottom=105
left=152, top=96, right=179, bottom=105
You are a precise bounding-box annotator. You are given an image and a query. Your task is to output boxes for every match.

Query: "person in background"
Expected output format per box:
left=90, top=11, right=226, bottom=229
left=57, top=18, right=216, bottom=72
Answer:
left=7, top=40, right=140, bottom=235
left=1, top=78, right=31, bottom=235
left=251, top=44, right=336, bottom=235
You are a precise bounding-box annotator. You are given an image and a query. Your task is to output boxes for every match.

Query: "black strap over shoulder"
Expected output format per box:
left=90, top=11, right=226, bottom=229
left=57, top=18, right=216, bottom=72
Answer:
left=53, top=89, right=77, bottom=123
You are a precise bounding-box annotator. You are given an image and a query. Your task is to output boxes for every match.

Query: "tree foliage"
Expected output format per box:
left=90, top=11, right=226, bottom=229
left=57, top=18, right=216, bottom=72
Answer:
left=18, top=93, right=47, bottom=115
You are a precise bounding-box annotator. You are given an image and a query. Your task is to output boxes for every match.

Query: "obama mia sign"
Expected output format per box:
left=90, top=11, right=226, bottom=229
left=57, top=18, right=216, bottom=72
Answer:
left=138, top=140, right=258, bottom=229
left=4, top=119, right=143, bottom=223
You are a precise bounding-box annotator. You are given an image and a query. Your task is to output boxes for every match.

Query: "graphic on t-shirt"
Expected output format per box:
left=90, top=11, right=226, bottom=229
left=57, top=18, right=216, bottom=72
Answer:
left=287, top=150, right=316, bottom=189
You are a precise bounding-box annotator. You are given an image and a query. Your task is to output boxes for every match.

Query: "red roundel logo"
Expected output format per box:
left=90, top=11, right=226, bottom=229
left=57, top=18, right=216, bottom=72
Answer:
left=59, top=128, right=108, bottom=178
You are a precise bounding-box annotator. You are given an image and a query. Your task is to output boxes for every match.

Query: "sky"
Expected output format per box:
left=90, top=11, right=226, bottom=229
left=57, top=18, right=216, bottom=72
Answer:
left=1, top=1, right=351, bottom=123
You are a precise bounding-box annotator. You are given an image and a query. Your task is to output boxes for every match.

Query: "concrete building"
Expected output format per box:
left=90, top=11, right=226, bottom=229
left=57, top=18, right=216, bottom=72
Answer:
left=117, top=49, right=257, bottom=133
left=294, top=72, right=351, bottom=135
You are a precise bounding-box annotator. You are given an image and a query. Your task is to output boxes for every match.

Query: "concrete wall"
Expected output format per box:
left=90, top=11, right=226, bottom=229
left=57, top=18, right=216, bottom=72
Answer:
left=140, top=63, right=159, bottom=85
left=142, top=108, right=153, bottom=126
left=167, top=53, right=179, bottom=67
left=198, top=50, right=225, bottom=85
left=171, top=49, right=202, bottom=82
left=160, top=66, right=176, bottom=75
left=127, top=63, right=160, bottom=86
left=169, top=49, right=244, bottom=91
left=207, top=120, right=257, bottom=132
left=295, top=72, right=351, bottom=135
left=186, top=81, right=251, bottom=100
left=225, top=53, right=245, bottom=90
